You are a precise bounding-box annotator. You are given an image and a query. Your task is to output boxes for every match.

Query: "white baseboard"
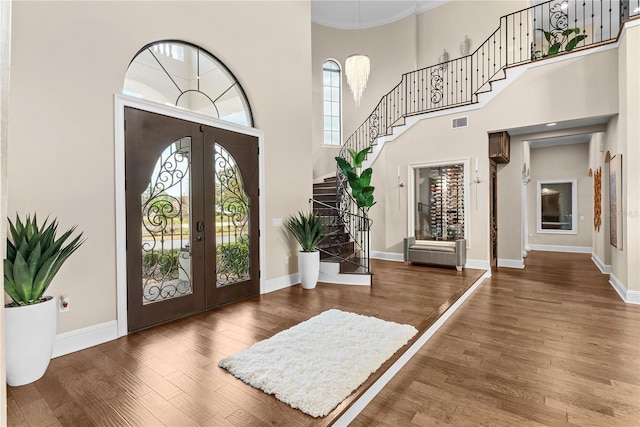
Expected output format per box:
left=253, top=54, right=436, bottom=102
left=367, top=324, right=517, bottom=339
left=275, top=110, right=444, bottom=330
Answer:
left=497, top=258, right=524, bottom=269
left=591, top=252, right=611, bottom=274
left=53, top=320, right=118, bottom=358
left=370, top=251, right=404, bottom=262
left=334, top=271, right=489, bottom=426
left=263, top=273, right=299, bottom=294
left=465, top=259, right=491, bottom=275
left=529, top=244, right=592, bottom=253
left=609, top=273, right=640, bottom=304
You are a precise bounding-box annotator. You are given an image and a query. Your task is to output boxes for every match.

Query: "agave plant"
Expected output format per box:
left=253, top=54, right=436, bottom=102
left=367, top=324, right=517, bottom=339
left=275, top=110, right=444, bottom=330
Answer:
left=285, top=211, right=325, bottom=252
left=4, top=214, right=85, bottom=306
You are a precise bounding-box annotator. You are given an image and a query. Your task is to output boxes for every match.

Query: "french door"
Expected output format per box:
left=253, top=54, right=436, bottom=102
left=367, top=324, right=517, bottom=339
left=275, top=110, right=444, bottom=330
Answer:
left=125, top=107, right=259, bottom=331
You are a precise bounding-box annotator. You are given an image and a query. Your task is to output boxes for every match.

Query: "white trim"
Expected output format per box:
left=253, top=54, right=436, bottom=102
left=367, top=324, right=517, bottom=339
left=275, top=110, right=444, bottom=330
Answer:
left=52, top=320, right=118, bottom=358
left=627, top=290, right=640, bottom=305
left=591, top=252, right=611, bottom=274
left=608, top=273, right=640, bottom=305
left=318, top=262, right=371, bottom=286
left=529, top=244, right=592, bottom=253
left=370, top=251, right=404, bottom=262
left=407, top=159, right=470, bottom=245
left=497, top=258, right=525, bottom=269
left=264, top=274, right=299, bottom=294
left=114, top=94, right=265, bottom=337
left=333, top=270, right=489, bottom=426
left=536, top=179, right=578, bottom=235
left=465, top=259, right=492, bottom=273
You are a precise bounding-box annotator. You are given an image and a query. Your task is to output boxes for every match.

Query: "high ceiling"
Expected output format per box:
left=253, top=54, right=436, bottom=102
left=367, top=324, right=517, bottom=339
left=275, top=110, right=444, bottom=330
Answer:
left=311, top=0, right=447, bottom=29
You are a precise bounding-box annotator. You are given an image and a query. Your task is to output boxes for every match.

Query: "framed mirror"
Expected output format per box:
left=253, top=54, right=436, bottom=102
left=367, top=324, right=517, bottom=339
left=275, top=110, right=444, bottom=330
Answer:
left=536, top=179, right=577, bottom=234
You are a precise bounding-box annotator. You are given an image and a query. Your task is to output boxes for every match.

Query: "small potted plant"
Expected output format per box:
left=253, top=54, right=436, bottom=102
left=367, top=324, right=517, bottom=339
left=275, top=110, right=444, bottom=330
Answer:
left=285, top=211, right=324, bottom=289
left=4, top=213, right=84, bottom=386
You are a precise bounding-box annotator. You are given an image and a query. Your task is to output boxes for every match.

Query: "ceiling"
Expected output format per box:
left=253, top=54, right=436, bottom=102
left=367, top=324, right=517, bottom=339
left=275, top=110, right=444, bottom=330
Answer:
left=311, top=0, right=447, bottom=29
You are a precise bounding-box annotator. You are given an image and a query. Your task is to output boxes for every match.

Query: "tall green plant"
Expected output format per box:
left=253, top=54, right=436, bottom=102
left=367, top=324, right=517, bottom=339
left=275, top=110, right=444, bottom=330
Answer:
left=532, top=28, right=588, bottom=59
left=4, top=214, right=85, bottom=306
left=335, top=147, right=376, bottom=212
left=285, top=211, right=325, bottom=252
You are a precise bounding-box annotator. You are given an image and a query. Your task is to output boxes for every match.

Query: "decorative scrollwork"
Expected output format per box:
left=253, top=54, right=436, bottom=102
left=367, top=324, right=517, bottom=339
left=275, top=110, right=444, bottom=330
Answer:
left=141, top=139, right=192, bottom=304
left=369, top=113, right=380, bottom=143
left=549, top=1, right=569, bottom=35
left=430, top=66, right=444, bottom=105
left=215, top=144, right=250, bottom=286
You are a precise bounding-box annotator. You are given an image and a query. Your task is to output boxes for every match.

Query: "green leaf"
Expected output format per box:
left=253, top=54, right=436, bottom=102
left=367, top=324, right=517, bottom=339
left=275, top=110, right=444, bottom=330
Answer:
left=335, top=157, right=353, bottom=176
left=547, top=43, right=561, bottom=56
left=565, top=34, right=587, bottom=51
left=11, top=250, right=33, bottom=303
left=539, top=29, right=552, bottom=43
left=353, top=147, right=369, bottom=168
left=360, top=168, right=373, bottom=187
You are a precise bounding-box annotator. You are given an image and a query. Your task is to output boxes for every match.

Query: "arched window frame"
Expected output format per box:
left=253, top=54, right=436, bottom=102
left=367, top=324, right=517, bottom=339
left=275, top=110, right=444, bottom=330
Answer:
left=322, top=59, right=342, bottom=146
left=124, top=40, right=254, bottom=127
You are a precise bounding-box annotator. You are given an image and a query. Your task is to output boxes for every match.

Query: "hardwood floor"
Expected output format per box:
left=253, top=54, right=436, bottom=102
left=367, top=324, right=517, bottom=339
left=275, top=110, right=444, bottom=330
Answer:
left=353, top=251, right=640, bottom=426
left=7, top=252, right=640, bottom=426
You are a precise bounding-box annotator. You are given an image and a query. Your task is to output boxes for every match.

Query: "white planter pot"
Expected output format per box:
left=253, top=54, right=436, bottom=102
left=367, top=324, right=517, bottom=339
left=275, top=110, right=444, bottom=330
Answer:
left=5, top=296, right=57, bottom=386
left=298, top=251, right=320, bottom=290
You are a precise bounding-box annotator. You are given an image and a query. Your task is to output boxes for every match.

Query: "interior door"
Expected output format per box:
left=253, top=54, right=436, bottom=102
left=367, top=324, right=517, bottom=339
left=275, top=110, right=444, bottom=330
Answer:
left=125, top=107, right=259, bottom=331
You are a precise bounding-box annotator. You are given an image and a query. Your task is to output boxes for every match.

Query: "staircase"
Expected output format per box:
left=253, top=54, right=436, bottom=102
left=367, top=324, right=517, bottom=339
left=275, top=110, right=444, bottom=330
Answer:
left=312, top=177, right=372, bottom=285
left=315, top=0, right=637, bottom=285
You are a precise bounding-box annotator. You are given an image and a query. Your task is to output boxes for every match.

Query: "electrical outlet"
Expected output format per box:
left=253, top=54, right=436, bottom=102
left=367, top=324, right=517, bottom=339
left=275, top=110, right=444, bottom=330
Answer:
left=284, top=255, right=290, bottom=265
left=59, top=295, right=70, bottom=313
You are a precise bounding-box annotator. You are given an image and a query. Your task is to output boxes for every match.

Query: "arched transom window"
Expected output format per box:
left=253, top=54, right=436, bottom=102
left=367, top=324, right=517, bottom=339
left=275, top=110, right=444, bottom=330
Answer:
left=124, top=40, right=253, bottom=127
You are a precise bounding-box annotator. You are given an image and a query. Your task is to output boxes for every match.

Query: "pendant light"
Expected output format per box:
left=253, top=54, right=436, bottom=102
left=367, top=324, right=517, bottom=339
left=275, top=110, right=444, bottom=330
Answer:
left=345, top=1, right=370, bottom=106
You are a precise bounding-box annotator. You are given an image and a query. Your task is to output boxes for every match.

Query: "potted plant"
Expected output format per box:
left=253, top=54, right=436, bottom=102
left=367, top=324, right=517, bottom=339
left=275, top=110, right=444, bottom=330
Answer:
left=285, top=211, right=324, bottom=289
left=4, top=213, right=84, bottom=386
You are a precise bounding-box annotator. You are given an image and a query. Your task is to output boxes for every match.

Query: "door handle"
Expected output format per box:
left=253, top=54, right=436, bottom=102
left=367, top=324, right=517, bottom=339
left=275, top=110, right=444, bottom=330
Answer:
left=196, top=221, right=204, bottom=232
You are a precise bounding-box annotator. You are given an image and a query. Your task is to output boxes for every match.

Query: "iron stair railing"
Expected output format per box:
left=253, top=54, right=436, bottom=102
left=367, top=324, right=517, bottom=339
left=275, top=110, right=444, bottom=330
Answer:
left=311, top=198, right=372, bottom=275
left=333, top=0, right=638, bottom=275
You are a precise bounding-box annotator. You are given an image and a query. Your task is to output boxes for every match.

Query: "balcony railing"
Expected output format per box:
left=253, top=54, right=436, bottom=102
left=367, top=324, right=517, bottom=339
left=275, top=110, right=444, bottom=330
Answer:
left=334, top=0, right=638, bottom=274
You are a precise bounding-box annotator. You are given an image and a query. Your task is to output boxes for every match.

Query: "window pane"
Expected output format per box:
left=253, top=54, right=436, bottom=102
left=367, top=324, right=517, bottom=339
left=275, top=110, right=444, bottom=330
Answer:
left=332, top=132, right=341, bottom=145
left=332, top=87, right=339, bottom=100
left=324, top=116, right=331, bottom=131
left=323, top=86, right=331, bottom=100
left=324, top=101, right=331, bottom=115
left=323, top=71, right=331, bottom=86
left=324, top=132, right=332, bottom=145
left=332, top=101, right=340, bottom=116
left=331, top=72, right=340, bottom=87
left=332, top=117, right=340, bottom=130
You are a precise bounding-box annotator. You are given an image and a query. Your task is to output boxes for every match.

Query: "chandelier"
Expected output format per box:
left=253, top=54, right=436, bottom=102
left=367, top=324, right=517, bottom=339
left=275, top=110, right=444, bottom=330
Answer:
left=345, top=54, right=370, bottom=106
left=345, top=0, right=369, bottom=107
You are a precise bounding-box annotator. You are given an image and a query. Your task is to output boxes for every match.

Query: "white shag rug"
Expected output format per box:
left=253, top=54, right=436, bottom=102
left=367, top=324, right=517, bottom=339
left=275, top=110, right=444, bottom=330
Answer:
left=218, top=308, right=418, bottom=417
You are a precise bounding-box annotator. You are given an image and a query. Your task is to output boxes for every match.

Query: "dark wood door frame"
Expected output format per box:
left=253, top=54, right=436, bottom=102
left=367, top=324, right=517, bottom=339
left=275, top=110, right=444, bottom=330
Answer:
left=489, top=160, right=498, bottom=272
left=115, top=97, right=264, bottom=336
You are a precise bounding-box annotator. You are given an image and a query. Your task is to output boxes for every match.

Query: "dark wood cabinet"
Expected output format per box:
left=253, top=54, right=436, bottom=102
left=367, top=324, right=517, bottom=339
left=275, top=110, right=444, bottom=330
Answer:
left=489, top=131, right=510, bottom=164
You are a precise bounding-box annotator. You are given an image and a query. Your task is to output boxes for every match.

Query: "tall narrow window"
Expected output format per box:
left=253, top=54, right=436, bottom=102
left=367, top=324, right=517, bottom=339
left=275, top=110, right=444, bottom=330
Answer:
left=323, top=60, right=342, bottom=146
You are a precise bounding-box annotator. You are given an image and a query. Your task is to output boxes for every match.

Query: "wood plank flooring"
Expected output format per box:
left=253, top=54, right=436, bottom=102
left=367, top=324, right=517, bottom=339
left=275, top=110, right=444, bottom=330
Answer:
left=8, top=251, right=640, bottom=426
left=353, top=251, right=640, bottom=426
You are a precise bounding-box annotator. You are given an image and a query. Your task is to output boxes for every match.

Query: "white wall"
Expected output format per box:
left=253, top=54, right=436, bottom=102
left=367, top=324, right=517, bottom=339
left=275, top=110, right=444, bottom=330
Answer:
left=8, top=1, right=313, bottom=334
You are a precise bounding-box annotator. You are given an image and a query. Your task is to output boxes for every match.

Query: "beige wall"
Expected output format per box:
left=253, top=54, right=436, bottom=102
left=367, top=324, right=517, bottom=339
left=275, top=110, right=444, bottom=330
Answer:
left=416, top=0, right=526, bottom=69
left=1, top=0, right=10, bottom=419
left=368, top=47, right=618, bottom=265
left=8, top=1, right=312, bottom=334
left=527, top=143, right=592, bottom=248
left=589, top=132, right=611, bottom=266
left=311, top=16, right=418, bottom=180
left=615, top=24, right=640, bottom=292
